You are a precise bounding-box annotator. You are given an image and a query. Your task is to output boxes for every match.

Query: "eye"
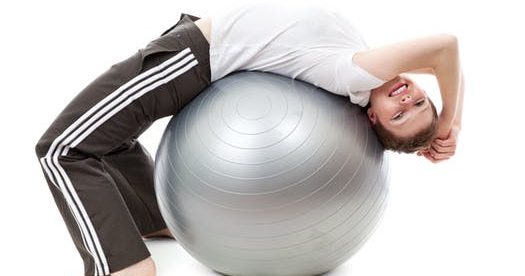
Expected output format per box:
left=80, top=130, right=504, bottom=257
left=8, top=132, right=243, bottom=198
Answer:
left=415, top=99, right=426, bottom=106
left=393, top=112, right=403, bottom=120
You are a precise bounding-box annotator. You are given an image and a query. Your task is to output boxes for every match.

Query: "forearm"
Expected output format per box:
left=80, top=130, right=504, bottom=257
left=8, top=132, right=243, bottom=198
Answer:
left=433, top=35, right=461, bottom=131
left=453, top=71, right=465, bottom=128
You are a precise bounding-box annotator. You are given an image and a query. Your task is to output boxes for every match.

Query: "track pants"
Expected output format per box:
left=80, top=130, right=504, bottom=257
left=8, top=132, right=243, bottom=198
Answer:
left=34, top=13, right=211, bottom=276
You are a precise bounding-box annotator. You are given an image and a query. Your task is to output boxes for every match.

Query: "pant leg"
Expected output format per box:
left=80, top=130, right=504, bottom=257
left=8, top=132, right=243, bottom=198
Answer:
left=101, top=138, right=167, bottom=236
left=35, top=14, right=210, bottom=276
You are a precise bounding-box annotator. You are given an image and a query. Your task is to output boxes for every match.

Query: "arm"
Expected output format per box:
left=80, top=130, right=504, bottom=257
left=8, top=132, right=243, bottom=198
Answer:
left=419, top=72, right=464, bottom=162
left=407, top=67, right=434, bottom=74
left=354, top=34, right=464, bottom=162
left=453, top=71, right=464, bottom=129
left=353, top=33, right=461, bottom=134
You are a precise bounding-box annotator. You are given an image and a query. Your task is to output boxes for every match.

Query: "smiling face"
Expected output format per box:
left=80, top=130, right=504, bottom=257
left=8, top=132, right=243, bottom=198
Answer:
left=367, top=74, right=434, bottom=139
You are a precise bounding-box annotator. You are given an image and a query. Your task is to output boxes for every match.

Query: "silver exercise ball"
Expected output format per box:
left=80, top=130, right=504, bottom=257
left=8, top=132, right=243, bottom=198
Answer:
left=154, top=71, right=389, bottom=276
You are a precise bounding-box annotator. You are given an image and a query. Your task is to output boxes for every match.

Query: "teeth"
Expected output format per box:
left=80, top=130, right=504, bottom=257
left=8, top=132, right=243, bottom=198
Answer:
left=391, top=84, right=407, bottom=96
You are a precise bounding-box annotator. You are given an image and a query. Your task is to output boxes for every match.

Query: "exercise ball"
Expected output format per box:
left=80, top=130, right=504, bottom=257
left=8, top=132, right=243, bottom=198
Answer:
left=154, top=71, right=389, bottom=276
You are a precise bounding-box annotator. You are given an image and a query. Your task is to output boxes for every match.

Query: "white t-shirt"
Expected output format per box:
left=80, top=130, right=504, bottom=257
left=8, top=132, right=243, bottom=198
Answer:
left=209, top=3, right=387, bottom=107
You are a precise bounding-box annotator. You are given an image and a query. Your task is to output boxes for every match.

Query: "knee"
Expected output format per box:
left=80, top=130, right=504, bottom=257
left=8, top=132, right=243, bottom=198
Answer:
left=35, top=134, right=52, bottom=159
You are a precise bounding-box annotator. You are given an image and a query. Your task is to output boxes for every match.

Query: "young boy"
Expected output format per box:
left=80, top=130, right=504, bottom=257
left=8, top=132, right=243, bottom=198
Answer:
left=35, top=3, right=463, bottom=276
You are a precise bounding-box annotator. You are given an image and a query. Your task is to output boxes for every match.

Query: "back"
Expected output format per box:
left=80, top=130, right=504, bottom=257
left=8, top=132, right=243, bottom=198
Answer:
left=209, top=3, right=387, bottom=106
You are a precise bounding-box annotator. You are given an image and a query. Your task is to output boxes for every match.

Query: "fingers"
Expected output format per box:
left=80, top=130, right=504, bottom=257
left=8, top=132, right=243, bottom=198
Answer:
left=434, top=138, right=456, bottom=147
left=431, top=142, right=455, bottom=155
left=430, top=142, right=455, bottom=159
left=417, top=140, right=455, bottom=163
left=434, top=127, right=460, bottom=147
left=417, top=150, right=440, bottom=163
left=417, top=125, right=460, bottom=163
left=422, top=150, right=448, bottom=163
left=429, top=147, right=453, bottom=160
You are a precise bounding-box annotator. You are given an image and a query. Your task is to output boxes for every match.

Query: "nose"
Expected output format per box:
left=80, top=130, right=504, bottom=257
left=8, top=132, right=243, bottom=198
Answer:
left=400, top=94, right=412, bottom=104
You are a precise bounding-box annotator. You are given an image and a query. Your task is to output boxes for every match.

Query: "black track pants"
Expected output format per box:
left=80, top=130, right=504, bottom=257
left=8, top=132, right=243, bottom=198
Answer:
left=34, top=13, right=210, bottom=276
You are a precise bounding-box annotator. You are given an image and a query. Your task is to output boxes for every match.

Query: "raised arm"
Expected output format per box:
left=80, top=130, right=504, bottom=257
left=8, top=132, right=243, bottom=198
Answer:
left=353, top=34, right=463, bottom=162
left=353, top=33, right=462, bottom=133
left=419, top=71, right=464, bottom=162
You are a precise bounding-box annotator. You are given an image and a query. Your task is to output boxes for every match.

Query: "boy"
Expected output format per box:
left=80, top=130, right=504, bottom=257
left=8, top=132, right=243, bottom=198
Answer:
left=35, top=3, right=463, bottom=276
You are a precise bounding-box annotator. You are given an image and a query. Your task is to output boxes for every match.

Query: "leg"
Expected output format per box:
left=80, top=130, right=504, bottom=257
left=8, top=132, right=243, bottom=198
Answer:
left=37, top=147, right=153, bottom=275
left=100, top=139, right=174, bottom=239
left=35, top=14, right=210, bottom=275
left=142, top=228, right=175, bottom=239
left=112, top=256, right=156, bottom=276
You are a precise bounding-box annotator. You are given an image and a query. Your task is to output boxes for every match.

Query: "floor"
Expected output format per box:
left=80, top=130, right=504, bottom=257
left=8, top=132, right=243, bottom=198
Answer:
left=146, top=238, right=355, bottom=276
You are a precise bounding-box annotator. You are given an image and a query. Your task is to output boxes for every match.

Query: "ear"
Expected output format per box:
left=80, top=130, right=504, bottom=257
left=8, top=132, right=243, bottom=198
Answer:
left=367, top=108, right=377, bottom=125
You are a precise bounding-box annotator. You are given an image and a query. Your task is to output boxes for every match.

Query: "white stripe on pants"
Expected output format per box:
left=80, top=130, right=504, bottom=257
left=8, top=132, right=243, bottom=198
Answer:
left=38, top=47, right=197, bottom=276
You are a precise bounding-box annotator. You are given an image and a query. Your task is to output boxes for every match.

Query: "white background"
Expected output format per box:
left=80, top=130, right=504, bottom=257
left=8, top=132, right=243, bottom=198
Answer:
left=2, top=0, right=524, bottom=275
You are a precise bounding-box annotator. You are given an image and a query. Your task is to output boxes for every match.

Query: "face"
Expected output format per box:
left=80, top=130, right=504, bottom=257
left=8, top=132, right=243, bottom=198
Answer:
left=367, top=74, right=434, bottom=139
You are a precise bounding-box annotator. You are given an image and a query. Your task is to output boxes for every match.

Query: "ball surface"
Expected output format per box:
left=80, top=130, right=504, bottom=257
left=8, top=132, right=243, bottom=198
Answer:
left=154, top=71, right=389, bottom=276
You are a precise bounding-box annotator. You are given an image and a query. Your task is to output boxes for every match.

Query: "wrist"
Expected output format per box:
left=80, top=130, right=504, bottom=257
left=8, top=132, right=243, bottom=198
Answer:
left=453, top=121, right=462, bottom=130
left=439, top=109, right=455, bottom=126
left=450, top=108, right=462, bottom=130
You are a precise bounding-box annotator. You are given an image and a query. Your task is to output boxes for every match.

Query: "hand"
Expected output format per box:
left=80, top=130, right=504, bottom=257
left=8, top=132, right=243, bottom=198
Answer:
left=417, top=125, right=460, bottom=163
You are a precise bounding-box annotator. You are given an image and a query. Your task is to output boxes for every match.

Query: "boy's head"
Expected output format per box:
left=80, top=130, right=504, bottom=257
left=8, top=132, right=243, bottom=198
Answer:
left=366, top=74, right=438, bottom=153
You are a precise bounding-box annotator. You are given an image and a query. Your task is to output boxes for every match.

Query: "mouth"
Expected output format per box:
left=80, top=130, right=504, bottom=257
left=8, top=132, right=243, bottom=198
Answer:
left=389, top=82, right=408, bottom=97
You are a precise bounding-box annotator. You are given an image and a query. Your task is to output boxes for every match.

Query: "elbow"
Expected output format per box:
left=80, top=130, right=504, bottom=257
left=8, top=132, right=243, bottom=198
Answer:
left=432, top=33, right=459, bottom=66
left=438, top=33, right=459, bottom=51
left=426, top=34, right=459, bottom=71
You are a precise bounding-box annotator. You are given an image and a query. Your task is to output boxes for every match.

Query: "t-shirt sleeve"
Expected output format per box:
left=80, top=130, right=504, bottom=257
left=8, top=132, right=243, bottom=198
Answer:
left=333, top=51, right=388, bottom=107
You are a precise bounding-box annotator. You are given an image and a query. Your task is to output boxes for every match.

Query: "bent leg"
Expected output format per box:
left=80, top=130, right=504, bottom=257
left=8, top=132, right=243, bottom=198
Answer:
left=38, top=148, right=151, bottom=275
left=101, top=139, right=168, bottom=237
left=35, top=13, right=209, bottom=276
left=34, top=51, right=160, bottom=275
